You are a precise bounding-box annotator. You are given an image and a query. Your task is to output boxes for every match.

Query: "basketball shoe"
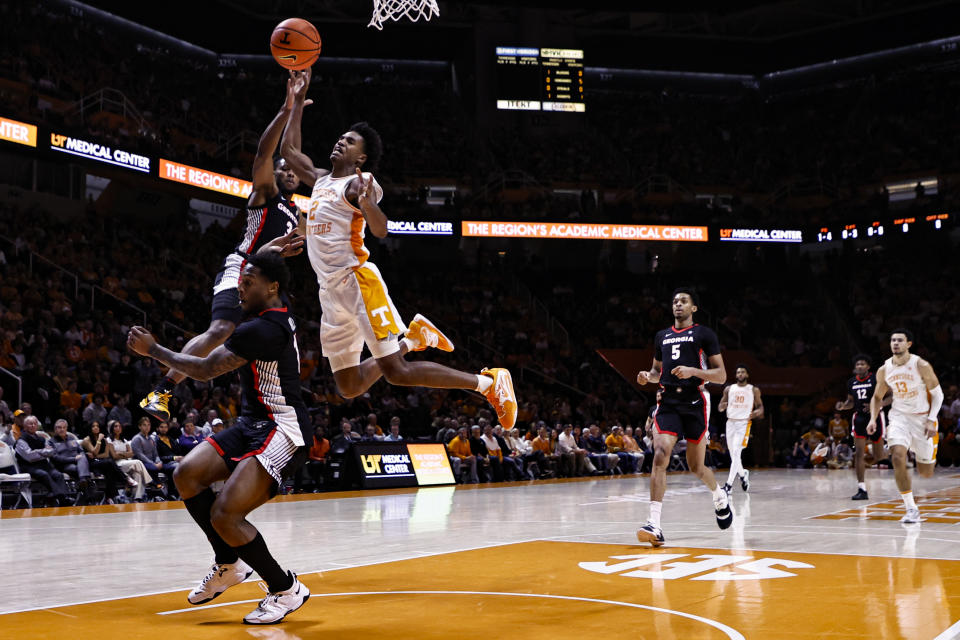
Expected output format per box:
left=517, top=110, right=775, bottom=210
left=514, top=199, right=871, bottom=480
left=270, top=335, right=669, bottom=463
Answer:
left=188, top=559, right=254, bottom=605
left=140, top=390, right=172, bottom=421
left=481, top=367, right=517, bottom=429
left=715, top=491, right=734, bottom=529
left=406, top=313, right=454, bottom=352
left=901, top=507, right=922, bottom=524
left=243, top=573, right=310, bottom=625
left=636, top=523, right=665, bottom=547
left=740, top=469, right=750, bottom=492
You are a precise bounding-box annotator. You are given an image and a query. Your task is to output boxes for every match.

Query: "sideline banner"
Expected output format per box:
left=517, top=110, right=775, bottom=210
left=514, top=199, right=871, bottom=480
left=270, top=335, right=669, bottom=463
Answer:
left=462, top=221, right=708, bottom=242
left=159, top=158, right=311, bottom=208
left=0, top=116, right=37, bottom=147
left=353, top=442, right=455, bottom=489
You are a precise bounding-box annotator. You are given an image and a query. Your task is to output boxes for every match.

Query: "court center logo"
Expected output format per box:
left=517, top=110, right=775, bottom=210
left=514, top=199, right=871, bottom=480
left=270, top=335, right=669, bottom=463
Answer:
left=579, top=553, right=814, bottom=581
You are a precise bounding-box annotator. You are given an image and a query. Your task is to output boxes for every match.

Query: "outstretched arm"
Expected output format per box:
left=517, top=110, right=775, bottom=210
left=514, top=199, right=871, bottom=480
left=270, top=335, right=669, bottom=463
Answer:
left=248, top=81, right=297, bottom=207
left=127, top=327, right=247, bottom=382
left=280, top=69, right=326, bottom=185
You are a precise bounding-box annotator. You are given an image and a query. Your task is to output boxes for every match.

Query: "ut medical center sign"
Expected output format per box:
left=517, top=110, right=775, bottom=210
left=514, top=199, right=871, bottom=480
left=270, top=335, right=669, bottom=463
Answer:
left=354, top=442, right=455, bottom=489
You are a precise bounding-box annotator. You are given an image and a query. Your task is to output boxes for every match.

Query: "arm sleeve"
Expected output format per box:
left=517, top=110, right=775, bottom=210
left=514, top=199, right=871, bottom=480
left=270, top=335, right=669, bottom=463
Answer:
left=224, top=319, right=287, bottom=362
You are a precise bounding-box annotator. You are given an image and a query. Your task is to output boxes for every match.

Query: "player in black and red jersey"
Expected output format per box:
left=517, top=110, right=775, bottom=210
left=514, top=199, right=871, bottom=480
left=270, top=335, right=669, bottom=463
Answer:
left=128, top=251, right=310, bottom=625
left=140, top=76, right=304, bottom=421
left=635, top=288, right=731, bottom=547
left=835, top=354, right=887, bottom=500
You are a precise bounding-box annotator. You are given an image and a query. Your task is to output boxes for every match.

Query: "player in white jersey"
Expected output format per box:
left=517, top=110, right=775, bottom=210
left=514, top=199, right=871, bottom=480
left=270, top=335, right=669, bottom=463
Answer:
left=278, top=69, right=517, bottom=428
left=868, top=328, right=944, bottom=524
left=718, top=364, right=763, bottom=495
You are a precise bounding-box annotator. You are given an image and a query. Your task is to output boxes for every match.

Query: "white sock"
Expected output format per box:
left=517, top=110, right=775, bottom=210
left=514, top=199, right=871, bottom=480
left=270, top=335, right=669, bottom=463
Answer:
left=712, top=485, right=727, bottom=502
left=858, top=482, right=866, bottom=491
left=648, top=501, right=662, bottom=528
left=901, top=491, right=916, bottom=511
left=727, top=450, right=742, bottom=486
left=476, top=374, right=493, bottom=393
left=401, top=337, right=417, bottom=352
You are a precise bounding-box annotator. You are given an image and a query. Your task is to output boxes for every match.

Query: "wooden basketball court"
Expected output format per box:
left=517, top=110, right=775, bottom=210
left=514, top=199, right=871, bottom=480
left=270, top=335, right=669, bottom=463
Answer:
left=3, top=469, right=960, bottom=639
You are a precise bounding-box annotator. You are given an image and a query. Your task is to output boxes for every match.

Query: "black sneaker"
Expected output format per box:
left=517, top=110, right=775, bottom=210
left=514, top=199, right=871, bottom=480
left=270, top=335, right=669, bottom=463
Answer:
left=851, top=488, right=869, bottom=500
left=740, top=469, right=750, bottom=492
left=714, top=494, right=733, bottom=530
left=636, top=523, right=665, bottom=547
left=721, top=482, right=732, bottom=496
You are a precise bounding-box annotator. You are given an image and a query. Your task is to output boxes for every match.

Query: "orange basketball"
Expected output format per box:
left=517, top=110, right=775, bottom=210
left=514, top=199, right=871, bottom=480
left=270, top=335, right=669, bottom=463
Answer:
left=270, top=18, right=321, bottom=70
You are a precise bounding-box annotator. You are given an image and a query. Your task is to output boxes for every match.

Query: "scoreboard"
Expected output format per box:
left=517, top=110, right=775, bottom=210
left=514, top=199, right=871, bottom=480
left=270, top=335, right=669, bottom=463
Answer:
left=495, top=47, right=585, bottom=112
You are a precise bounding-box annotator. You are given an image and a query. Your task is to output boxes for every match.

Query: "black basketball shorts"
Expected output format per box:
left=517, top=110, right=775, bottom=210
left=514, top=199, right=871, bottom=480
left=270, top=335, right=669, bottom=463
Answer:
left=207, top=417, right=306, bottom=494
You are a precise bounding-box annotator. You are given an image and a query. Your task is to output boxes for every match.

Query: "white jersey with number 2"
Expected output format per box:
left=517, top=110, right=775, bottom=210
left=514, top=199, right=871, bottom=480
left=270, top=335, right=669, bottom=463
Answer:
left=305, top=172, right=383, bottom=284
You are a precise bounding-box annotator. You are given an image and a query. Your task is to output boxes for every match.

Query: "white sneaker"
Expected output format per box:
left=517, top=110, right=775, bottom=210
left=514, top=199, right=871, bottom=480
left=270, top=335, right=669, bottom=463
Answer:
left=901, top=508, right=922, bottom=524
left=714, top=491, right=733, bottom=530
left=187, top=559, right=254, bottom=605
left=243, top=573, right=310, bottom=625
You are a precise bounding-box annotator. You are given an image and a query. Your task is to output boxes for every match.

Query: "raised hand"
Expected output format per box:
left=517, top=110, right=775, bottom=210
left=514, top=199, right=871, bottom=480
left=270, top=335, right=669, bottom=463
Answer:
left=355, top=167, right=376, bottom=206
left=259, top=229, right=305, bottom=258
left=127, top=326, right=157, bottom=357
left=287, top=69, right=314, bottom=108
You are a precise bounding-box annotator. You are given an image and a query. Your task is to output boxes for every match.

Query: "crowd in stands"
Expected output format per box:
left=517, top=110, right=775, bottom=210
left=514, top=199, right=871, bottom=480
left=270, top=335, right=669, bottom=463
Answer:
left=4, top=2, right=960, bottom=222
left=3, top=3, right=960, bottom=509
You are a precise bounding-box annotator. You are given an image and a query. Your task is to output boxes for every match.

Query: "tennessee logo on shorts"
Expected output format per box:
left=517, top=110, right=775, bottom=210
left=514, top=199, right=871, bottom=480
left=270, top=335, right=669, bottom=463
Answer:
left=354, top=266, right=402, bottom=340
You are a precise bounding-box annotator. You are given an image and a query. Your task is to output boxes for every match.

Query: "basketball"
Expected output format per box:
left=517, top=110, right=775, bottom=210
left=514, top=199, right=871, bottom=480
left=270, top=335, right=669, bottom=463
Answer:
left=270, top=18, right=321, bottom=70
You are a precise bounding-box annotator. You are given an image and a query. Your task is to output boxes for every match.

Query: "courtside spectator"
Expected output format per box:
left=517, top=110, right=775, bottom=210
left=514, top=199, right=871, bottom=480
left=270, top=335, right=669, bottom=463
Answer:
left=81, top=421, right=130, bottom=504
left=446, top=426, right=477, bottom=483
left=108, top=420, right=150, bottom=501
left=177, top=421, right=203, bottom=454
left=50, top=419, right=95, bottom=503
left=82, top=393, right=107, bottom=429
left=199, top=410, right=219, bottom=438
left=15, top=416, right=68, bottom=506
left=383, top=417, right=403, bottom=442
left=558, top=424, right=591, bottom=476
left=107, top=395, right=133, bottom=430
left=132, top=417, right=177, bottom=497
left=296, top=425, right=329, bottom=492
left=622, top=426, right=646, bottom=472
left=606, top=426, right=637, bottom=473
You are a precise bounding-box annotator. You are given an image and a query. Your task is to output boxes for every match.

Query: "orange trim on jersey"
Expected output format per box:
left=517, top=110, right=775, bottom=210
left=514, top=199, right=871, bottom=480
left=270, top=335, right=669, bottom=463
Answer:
left=742, top=421, right=752, bottom=447
left=341, top=188, right=363, bottom=214
left=353, top=266, right=401, bottom=340
left=350, top=211, right=369, bottom=267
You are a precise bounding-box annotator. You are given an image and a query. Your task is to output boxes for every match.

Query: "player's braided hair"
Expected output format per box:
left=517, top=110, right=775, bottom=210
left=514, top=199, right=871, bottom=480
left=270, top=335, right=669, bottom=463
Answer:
left=350, top=121, right=382, bottom=172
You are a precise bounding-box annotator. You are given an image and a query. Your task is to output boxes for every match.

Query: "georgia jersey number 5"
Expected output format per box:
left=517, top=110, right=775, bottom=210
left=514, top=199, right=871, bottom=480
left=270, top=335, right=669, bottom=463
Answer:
left=671, top=344, right=680, bottom=360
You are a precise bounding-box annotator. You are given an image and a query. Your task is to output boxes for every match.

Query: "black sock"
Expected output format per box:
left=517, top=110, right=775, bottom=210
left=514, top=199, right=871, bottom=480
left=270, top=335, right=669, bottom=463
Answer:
left=183, top=489, right=238, bottom=565
left=233, top=532, right=293, bottom=593
left=156, top=377, right=176, bottom=394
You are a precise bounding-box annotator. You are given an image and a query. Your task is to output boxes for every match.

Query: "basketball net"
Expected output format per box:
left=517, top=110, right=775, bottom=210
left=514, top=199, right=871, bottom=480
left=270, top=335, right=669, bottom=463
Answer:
left=368, top=0, right=439, bottom=30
